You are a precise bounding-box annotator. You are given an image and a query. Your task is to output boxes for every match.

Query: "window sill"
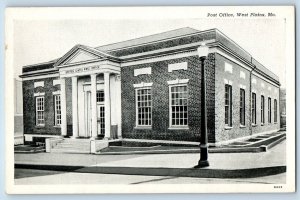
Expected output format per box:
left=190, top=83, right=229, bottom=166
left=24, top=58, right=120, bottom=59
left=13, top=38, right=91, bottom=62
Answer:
left=168, top=126, right=189, bottom=130
left=53, top=126, right=61, bottom=128
left=224, top=126, right=233, bottom=130
left=240, top=125, right=246, bottom=128
left=134, top=126, right=152, bottom=130
left=274, top=122, right=278, bottom=124
left=252, top=124, right=257, bottom=127
left=35, top=125, right=45, bottom=128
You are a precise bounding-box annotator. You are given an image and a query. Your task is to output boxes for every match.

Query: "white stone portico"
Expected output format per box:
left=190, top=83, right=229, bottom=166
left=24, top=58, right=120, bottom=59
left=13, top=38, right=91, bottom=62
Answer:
left=55, top=45, right=122, bottom=140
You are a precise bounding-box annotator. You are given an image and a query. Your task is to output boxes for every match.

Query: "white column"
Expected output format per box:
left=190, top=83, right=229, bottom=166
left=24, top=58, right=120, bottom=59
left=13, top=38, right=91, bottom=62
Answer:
left=60, top=77, right=67, bottom=136
left=104, top=72, right=111, bottom=139
left=91, top=74, right=98, bottom=138
left=116, top=75, right=122, bottom=139
left=72, top=76, right=79, bottom=138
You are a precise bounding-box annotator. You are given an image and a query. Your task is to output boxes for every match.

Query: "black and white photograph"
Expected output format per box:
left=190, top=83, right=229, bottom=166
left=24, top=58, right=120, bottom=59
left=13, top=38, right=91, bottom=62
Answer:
left=5, top=6, right=295, bottom=193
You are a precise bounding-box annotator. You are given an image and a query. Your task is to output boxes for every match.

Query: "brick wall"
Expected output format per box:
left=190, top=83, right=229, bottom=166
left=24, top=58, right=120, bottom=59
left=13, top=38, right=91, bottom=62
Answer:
left=121, top=53, right=215, bottom=142
left=23, top=77, right=73, bottom=136
left=251, top=74, right=280, bottom=134
left=205, top=54, right=216, bottom=142
left=214, top=53, right=252, bottom=143
left=214, top=53, right=280, bottom=143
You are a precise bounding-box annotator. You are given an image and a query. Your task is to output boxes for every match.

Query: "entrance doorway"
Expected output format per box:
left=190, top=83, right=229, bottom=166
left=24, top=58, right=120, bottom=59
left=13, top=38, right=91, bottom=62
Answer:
left=84, top=90, right=105, bottom=137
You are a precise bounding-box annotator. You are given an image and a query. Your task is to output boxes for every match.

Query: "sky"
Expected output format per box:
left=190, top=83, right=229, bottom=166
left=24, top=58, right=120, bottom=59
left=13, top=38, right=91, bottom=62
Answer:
left=13, top=18, right=286, bottom=87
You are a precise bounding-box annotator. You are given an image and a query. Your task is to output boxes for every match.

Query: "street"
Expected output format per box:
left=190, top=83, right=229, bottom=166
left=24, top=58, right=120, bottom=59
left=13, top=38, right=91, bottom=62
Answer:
left=14, top=140, right=286, bottom=185
left=15, top=168, right=286, bottom=185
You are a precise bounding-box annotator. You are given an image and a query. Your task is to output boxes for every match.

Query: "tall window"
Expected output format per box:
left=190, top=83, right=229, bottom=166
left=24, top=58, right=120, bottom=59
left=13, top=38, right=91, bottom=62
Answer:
left=36, top=96, right=45, bottom=125
left=54, top=95, right=61, bottom=126
left=274, top=99, right=278, bottom=123
left=136, top=88, right=152, bottom=126
left=240, top=89, right=245, bottom=126
left=170, top=85, right=188, bottom=126
left=261, top=95, right=265, bottom=124
left=252, top=93, right=256, bottom=124
left=268, top=97, right=272, bottom=123
left=225, top=84, right=232, bottom=126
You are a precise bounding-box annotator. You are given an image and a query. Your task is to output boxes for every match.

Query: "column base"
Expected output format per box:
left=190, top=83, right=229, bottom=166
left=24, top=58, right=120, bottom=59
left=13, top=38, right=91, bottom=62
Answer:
left=194, top=160, right=210, bottom=168
left=70, top=136, right=78, bottom=139
left=104, top=137, right=110, bottom=140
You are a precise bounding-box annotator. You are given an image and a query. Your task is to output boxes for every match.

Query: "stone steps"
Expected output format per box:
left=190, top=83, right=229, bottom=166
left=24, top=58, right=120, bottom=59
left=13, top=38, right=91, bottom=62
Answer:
left=51, top=149, right=91, bottom=154
left=51, top=139, right=91, bottom=154
left=225, top=132, right=286, bottom=148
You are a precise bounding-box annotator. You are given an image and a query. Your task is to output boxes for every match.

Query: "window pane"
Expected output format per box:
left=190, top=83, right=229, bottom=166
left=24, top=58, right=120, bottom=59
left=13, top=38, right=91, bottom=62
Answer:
left=240, top=89, right=245, bottom=125
left=261, top=96, right=265, bottom=124
left=96, top=91, right=104, bottom=102
left=225, top=85, right=232, bottom=126
left=54, top=95, right=61, bottom=126
left=252, top=93, right=256, bottom=124
left=36, top=96, right=45, bottom=125
left=136, top=88, right=152, bottom=126
left=170, top=85, right=188, bottom=126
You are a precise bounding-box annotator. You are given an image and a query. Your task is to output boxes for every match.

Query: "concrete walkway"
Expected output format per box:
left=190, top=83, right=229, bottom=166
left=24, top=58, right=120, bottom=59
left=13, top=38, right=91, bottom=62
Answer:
left=15, top=140, right=286, bottom=179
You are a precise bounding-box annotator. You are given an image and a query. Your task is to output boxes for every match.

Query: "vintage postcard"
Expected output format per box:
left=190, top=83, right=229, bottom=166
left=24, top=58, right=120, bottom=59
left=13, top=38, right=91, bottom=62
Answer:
left=5, top=6, right=295, bottom=193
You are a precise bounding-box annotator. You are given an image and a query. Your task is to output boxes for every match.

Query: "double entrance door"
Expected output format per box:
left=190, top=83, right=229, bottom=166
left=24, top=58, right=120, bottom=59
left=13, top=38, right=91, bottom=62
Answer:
left=85, top=91, right=105, bottom=137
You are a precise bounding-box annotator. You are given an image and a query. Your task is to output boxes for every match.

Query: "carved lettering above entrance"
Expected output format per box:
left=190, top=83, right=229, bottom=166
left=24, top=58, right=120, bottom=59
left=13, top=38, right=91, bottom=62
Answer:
left=64, top=65, right=100, bottom=74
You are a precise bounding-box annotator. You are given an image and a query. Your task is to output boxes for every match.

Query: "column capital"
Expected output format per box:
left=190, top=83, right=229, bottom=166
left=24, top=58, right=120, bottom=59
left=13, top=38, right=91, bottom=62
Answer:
left=115, top=74, right=121, bottom=81
left=90, top=73, right=97, bottom=78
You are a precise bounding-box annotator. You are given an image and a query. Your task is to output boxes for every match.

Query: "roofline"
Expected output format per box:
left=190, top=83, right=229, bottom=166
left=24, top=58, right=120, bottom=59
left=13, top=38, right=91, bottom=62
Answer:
left=215, top=28, right=279, bottom=82
left=20, top=27, right=279, bottom=84
left=20, top=68, right=58, bottom=78
left=22, top=59, right=57, bottom=69
left=214, top=28, right=251, bottom=59
left=54, top=44, right=120, bottom=67
left=97, top=28, right=217, bottom=53
left=96, top=27, right=201, bottom=50
left=118, top=40, right=279, bottom=85
left=215, top=42, right=279, bottom=83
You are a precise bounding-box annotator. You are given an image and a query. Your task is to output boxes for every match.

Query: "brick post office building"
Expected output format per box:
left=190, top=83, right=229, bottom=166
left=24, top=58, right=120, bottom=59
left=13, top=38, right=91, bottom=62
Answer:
left=20, top=27, right=280, bottom=149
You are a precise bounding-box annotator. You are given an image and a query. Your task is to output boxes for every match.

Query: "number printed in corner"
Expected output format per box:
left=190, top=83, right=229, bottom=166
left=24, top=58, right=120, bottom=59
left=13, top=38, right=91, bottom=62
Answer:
left=274, top=186, right=283, bottom=189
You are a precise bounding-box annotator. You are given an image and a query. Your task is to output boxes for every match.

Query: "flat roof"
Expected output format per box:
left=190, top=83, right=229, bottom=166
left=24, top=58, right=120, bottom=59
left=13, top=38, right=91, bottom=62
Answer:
left=96, top=27, right=200, bottom=52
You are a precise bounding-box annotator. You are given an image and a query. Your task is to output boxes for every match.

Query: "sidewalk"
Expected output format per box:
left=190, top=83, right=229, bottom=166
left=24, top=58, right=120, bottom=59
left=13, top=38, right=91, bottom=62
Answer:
left=15, top=140, right=286, bottom=179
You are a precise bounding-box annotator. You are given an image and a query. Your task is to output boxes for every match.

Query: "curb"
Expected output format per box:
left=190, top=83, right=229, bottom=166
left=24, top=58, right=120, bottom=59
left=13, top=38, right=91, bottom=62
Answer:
left=15, top=138, right=285, bottom=155
left=96, top=137, right=286, bottom=155
left=14, top=150, right=45, bottom=154
left=15, top=163, right=286, bottom=179
left=96, top=147, right=263, bottom=155
left=267, top=136, right=286, bottom=150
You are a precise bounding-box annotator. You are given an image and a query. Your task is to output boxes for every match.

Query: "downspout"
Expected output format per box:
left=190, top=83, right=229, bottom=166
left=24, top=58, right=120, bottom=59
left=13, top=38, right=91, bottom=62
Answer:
left=249, top=57, right=256, bottom=136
